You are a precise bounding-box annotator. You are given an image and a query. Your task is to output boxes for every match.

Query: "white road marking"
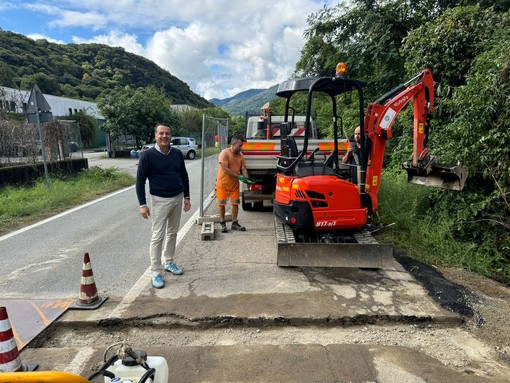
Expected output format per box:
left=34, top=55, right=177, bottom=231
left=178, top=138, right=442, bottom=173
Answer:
left=64, top=346, right=96, bottom=375
left=0, top=186, right=135, bottom=243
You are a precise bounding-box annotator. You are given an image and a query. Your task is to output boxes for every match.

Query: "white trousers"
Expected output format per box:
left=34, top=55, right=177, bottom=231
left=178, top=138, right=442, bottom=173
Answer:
left=149, top=193, right=183, bottom=274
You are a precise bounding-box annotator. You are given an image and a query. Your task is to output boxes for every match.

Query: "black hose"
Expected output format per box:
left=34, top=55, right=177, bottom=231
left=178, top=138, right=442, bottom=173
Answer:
left=86, top=354, right=119, bottom=381
left=101, top=370, right=115, bottom=379
left=139, top=367, right=156, bottom=383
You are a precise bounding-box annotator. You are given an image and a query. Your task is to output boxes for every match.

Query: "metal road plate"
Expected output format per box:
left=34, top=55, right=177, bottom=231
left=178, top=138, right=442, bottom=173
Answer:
left=0, top=299, right=73, bottom=350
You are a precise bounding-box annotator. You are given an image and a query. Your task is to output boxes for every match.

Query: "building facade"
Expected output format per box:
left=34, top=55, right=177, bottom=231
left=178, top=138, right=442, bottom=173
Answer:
left=0, top=86, right=104, bottom=120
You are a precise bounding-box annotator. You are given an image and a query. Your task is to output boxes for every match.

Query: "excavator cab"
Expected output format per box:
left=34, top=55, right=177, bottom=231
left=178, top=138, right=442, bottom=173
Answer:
left=274, top=63, right=468, bottom=233
left=274, top=68, right=370, bottom=232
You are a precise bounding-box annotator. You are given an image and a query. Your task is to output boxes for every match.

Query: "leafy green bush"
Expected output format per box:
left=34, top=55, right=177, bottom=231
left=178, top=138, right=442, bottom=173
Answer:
left=377, top=170, right=510, bottom=282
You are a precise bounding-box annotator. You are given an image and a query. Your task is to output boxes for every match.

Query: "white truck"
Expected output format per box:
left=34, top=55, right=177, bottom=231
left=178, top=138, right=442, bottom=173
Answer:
left=241, top=106, right=349, bottom=210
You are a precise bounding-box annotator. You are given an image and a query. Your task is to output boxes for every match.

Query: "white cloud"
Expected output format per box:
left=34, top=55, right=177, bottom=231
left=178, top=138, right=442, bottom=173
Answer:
left=8, top=0, right=336, bottom=100
left=26, top=34, right=66, bottom=45
left=24, top=3, right=108, bottom=30
left=0, top=3, right=15, bottom=11
left=72, top=31, right=145, bottom=56
left=139, top=1, right=332, bottom=99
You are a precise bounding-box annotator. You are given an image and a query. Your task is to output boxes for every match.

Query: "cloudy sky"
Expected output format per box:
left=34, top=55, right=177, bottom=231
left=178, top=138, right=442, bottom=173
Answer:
left=0, top=1, right=336, bottom=100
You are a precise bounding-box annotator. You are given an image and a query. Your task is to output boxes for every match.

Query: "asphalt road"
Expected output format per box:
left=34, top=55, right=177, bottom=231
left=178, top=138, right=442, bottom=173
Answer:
left=0, top=150, right=214, bottom=300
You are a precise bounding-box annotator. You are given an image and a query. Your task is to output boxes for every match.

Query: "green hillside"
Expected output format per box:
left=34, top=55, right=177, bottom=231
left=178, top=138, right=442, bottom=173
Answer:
left=0, top=29, right=211, bottom=107
left=219, top=85, right=279, bottom=116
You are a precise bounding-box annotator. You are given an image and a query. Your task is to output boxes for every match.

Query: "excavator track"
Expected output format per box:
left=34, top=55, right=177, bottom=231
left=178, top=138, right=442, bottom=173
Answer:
left=275, top=217, right=395, bottom=269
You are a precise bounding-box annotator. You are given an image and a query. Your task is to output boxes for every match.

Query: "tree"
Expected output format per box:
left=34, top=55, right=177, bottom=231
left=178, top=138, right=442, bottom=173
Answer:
left=177, top=108, right=202, bottom=138
left=443, top=27, right=510, bottom=256
left=0, top=61, right=17, bottom=88
left=297, top=0, right=424, bottom=99
left=397, top=5, right=509, bottom=273
left=401, top=5, right=506, bottom=90
left=177, top=106, right=228, bottom=138
left=97, top=86, right=180, bottom=146
left=68, top=110, right=97, bottom=147
left=20, top=73, right=60, bottom=95
left=228, top=115, right=245, bottom=139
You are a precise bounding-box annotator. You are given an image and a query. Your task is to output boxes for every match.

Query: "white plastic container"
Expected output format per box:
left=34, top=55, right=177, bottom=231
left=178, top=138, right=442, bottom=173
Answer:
left=105, top=356, right=169, bottom=383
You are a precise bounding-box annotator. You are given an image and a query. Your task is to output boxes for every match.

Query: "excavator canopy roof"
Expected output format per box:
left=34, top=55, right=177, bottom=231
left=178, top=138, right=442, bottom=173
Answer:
left=276, top=76, right=367, bottom=99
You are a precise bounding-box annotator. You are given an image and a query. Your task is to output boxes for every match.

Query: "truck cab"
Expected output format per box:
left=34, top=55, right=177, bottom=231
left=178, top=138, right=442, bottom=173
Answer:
left=245, top=114, right=319, bottom=140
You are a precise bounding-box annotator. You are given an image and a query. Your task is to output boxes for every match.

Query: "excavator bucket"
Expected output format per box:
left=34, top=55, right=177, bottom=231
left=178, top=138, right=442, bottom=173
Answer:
left=402, top=156, right=468, bottom=191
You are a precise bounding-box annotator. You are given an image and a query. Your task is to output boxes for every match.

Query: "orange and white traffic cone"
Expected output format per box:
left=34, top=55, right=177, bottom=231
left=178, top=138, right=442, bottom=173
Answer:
left=69, top=252, right=108, bottom=310
left=0, top=306, right=38, bottom=372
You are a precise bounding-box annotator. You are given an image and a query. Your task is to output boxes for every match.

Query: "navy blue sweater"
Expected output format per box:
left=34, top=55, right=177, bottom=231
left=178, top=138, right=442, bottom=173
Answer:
left=136, top=147, right=190, bottom=206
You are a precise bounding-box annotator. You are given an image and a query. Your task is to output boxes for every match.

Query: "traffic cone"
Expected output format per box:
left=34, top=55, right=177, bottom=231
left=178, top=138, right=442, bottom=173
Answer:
left=0, top=306, right=38, bottom=372
left=70, top=252, right=108, bottom=310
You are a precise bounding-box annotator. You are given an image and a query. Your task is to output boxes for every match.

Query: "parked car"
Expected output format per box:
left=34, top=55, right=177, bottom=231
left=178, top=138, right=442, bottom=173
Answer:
left=172, top=137, right=198, bottom=159
left=142, top=143, right=155, bottom=151
left=142, top=137, right=198, bottom=159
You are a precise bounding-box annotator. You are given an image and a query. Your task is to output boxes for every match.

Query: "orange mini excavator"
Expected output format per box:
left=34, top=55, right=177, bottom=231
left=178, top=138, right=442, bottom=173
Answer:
left=274, top=63, right=467, bottom=245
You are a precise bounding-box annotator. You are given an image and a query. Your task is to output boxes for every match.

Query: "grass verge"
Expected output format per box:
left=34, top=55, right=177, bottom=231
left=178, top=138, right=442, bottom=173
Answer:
left=375, top=170, right=509, bottom=284
left=0, top=166, right=134, bottom=236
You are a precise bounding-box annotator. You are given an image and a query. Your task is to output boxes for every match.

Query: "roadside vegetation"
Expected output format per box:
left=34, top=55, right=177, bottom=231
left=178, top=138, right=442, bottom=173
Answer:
left=377, top=170, right=510, bottom=283
left=0, top=167, right=134, bottom=237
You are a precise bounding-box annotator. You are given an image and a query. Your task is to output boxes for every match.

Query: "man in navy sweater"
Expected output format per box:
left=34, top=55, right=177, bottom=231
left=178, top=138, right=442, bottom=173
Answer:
left=136, top=123, right=191, bottom=289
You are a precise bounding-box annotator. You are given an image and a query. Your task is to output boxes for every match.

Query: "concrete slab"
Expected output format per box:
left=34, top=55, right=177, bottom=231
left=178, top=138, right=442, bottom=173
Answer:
left=103, top=208, right=459, bottom=326
left=20, top=333, right=502, bottom=383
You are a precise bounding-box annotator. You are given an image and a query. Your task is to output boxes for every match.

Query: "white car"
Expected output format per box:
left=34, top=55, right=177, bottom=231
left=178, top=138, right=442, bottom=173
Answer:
left=171, top=137, right=198, bottom=159
left=142, top=137, right=198, bottom=159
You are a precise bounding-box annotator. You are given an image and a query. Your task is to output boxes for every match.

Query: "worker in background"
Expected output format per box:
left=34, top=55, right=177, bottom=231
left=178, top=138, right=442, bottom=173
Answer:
left=342, top=126, right=362, bottom=184
left=216, top=133, right=251, bottom=233
left=136, top=123, right=191, bottom=289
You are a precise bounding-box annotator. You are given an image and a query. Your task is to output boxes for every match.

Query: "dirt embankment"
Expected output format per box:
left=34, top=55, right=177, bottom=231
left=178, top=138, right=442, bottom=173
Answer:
left=395, top=250, right=510, bottom=365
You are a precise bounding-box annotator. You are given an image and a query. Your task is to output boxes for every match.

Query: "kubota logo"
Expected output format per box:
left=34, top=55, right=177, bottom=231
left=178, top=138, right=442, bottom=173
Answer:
left=393, top=96, right=409, bottom=108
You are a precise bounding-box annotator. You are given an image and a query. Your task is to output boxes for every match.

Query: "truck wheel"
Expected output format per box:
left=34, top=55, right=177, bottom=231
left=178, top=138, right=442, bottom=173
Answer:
left=241, top=193, right=253, bottom=211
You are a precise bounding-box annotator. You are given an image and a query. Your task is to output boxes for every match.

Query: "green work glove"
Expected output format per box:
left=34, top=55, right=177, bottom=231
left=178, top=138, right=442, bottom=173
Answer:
left=238, top=175, right=254, bottom=185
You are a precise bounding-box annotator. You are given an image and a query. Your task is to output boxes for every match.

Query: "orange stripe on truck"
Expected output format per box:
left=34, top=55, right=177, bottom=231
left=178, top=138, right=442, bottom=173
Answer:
left=318, top=141, right=350, bottom=151
left=243, top=142, right=276, bottom=150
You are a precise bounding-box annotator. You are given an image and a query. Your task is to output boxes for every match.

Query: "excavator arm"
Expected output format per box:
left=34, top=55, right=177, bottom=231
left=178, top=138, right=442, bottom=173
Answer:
left=363, top=69, right=468, bottom=213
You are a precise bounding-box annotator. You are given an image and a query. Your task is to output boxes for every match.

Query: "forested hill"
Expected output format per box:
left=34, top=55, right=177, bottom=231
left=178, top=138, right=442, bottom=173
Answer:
left=0, top=29, right=211, bottom=107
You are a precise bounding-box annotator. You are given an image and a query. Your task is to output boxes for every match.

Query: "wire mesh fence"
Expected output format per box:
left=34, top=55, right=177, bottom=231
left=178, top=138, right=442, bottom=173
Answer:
left=198, top=115, right=229, bottom=217
left=0, top=119, right=83, bottom=167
